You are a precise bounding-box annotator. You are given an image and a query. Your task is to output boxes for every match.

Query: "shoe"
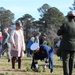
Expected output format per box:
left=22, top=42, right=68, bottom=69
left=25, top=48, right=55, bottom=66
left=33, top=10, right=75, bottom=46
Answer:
left=12, top=68, right=15, bottom=70
left=8, top=59, right=10, bottom=62
left=18, top=68, right=21, bottom=70
left=0, top=54, right=2, bottom=58
left=35, top=67, right=38, bottom=72
left=50, top=69, right=53, bottom=73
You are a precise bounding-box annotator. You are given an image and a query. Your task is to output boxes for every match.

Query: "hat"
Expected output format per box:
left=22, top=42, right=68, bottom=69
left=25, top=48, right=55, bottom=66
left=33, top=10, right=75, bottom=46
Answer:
left=30, top=43, right=39, bottom=51
left=66, top=11, right=75, bottom=17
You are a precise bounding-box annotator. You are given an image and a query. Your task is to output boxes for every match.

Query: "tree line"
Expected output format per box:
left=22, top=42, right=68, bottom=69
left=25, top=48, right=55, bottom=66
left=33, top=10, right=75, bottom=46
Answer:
left=0, top=3, right=65, bottom=45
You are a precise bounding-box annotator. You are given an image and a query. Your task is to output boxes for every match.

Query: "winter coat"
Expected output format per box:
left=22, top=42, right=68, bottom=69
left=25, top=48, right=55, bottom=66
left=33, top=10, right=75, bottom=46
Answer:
left=10, top=29, right=25, bottom=57
left=57, top=20, right=75, bottom=51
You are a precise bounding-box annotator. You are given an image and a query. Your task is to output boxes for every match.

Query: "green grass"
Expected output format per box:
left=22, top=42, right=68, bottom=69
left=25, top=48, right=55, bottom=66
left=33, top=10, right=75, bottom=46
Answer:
left=0, top=53, right=75, bottom=75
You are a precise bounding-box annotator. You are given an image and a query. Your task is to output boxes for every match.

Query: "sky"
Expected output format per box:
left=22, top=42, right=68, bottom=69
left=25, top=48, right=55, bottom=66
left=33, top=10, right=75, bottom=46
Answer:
left=0, top=0, right=74, bottom=21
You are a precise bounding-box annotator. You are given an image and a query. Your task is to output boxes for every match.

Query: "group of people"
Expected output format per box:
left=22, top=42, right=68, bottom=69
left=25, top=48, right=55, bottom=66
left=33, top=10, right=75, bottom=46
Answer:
left=29, top=10, right=75, bottom=75
left=26, top=31, right=54, bottom=73
left=0, top=10, right=75, bottom=75
left=26, top=32, right=46, bottom=57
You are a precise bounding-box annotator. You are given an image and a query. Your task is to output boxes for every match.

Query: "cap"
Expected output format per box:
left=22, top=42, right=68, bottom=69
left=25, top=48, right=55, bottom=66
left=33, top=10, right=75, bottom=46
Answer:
left=30, top=43, right=39, bottom=51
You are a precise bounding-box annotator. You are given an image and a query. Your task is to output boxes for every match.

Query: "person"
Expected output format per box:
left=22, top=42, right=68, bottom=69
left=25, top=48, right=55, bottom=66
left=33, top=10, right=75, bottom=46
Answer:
left=39, top=33, right=47, bottom=45
left=0, top=42, right=2, bottom=56
left=57, top=11, right=75, bottom=75
left=10, top=20, right=25, bottom=69
left=1, top=28, right=11, bottom=62
left=0, top=31, right=3, bottom=44
left=30, top=43, right=54, bottom=73
left=54, top=38, right=62, bottom=61
left=0, top=32, right=3, bottom=57
left=34, top=32, right=41, bottom=44
left=54, top=39, right=61, bottom=54
left=27, top=37, right=35, bottom=57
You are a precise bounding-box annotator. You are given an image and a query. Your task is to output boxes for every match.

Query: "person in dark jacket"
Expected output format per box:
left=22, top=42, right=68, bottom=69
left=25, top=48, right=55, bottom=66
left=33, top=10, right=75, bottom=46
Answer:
left=2, top=28, right=11, bottom=62
left=30, top=43, right=54, bottom=73
left=57, top=11, right=75, bottom=75
left=39, top=33, right=46, bottom=45
left=34, top=32, right=41, bottom=44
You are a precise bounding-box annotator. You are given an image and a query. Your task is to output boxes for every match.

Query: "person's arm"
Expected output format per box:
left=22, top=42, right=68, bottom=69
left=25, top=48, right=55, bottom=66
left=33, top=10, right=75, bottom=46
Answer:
left=10, top=30, right=16, bottom=48
left=21, top=30, right=26, bottom=51
left=56, top=40, right=61, bottom=47
left=2, top=33, right=9, bottom=45
left=57, top=23, right=65, bottom=36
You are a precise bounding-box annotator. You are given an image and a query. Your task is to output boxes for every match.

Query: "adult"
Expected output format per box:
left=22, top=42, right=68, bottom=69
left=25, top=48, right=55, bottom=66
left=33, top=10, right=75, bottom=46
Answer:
left=0, top=31, right=3, bottom=43
left=34, top=32, right=41, bottom=44
left=39, top=33, right=46, bottom=45
left=54, top=38, right=62, bottom=60
left=27, top=37, right=35, bottom=57
left=10, top=20, right=25, bottom=69
left=2, top=28, right=11, bottom=62
left=0, top=32, right=3, bottom=57
left=30, top=43, right=54, bottom=73
left=57, top=11, right=75, bottom=75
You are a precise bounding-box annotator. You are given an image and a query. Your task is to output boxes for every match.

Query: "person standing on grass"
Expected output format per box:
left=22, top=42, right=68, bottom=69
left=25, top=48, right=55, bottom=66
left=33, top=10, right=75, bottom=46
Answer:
left=57, top=11, right=75, bottom=75
left=39, top=33, right=46, bottom=45
left=27, top=37, right=35, bottom=57
left=0, top=31, right=3, bottom=44
left=54, top=37, right=62, bottom=61
left=2, top=28, right=11, bottom=62
left=10, top=20, right=25, bottom=69
left=34, top=32, right=41, bottom=44
left=0, top=32, right=3, bottom=57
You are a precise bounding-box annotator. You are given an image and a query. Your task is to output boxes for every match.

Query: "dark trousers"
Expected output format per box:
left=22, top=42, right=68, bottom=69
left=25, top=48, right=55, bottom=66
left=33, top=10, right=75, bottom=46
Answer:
left=12, top=57, right=21, bottom=69
left=61, top=50, right=75, bottom=75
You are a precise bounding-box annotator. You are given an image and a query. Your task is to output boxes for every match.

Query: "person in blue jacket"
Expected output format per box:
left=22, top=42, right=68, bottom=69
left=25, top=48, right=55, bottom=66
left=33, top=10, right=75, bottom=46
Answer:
left=30, top=43, right=54, bottom=73
left=27, top=37, right=35, bottom=57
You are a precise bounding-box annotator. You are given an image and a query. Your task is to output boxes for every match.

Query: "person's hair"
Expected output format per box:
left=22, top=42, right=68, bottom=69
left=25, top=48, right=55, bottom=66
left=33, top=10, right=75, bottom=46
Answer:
left=3, top=27, right=8, bottom=31
left=15, top=20, right=22, bottom=27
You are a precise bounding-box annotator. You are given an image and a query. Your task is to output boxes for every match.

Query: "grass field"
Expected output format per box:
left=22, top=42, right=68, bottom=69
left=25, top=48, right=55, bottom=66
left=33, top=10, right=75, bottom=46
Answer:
left=0, top=53, right=75, bottom=75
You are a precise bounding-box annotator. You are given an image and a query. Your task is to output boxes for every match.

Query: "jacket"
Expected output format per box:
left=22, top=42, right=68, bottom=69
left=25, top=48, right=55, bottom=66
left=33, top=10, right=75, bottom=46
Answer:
left=57, top=20, right=75, bottom=51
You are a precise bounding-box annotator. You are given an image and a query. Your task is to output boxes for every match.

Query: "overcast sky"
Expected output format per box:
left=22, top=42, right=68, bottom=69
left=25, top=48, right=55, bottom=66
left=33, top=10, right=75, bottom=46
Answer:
left=0, top=0, right=74, bottom=21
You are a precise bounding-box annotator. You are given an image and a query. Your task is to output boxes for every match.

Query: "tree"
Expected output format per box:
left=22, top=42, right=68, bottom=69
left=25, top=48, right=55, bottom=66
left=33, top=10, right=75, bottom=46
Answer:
left=43, top=7, right=65, bottom=26
left=38, top=4, right=65, bottom=44
left=38, top=3, right=51, bottom=18
left=0, top=7, right=14, bottom=31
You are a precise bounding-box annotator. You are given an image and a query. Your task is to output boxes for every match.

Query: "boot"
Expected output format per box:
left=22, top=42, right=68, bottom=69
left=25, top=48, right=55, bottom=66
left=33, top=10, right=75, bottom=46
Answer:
left=12, top=57, right=16, bottom=69
left=18, top=57, right=21, bottom=69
